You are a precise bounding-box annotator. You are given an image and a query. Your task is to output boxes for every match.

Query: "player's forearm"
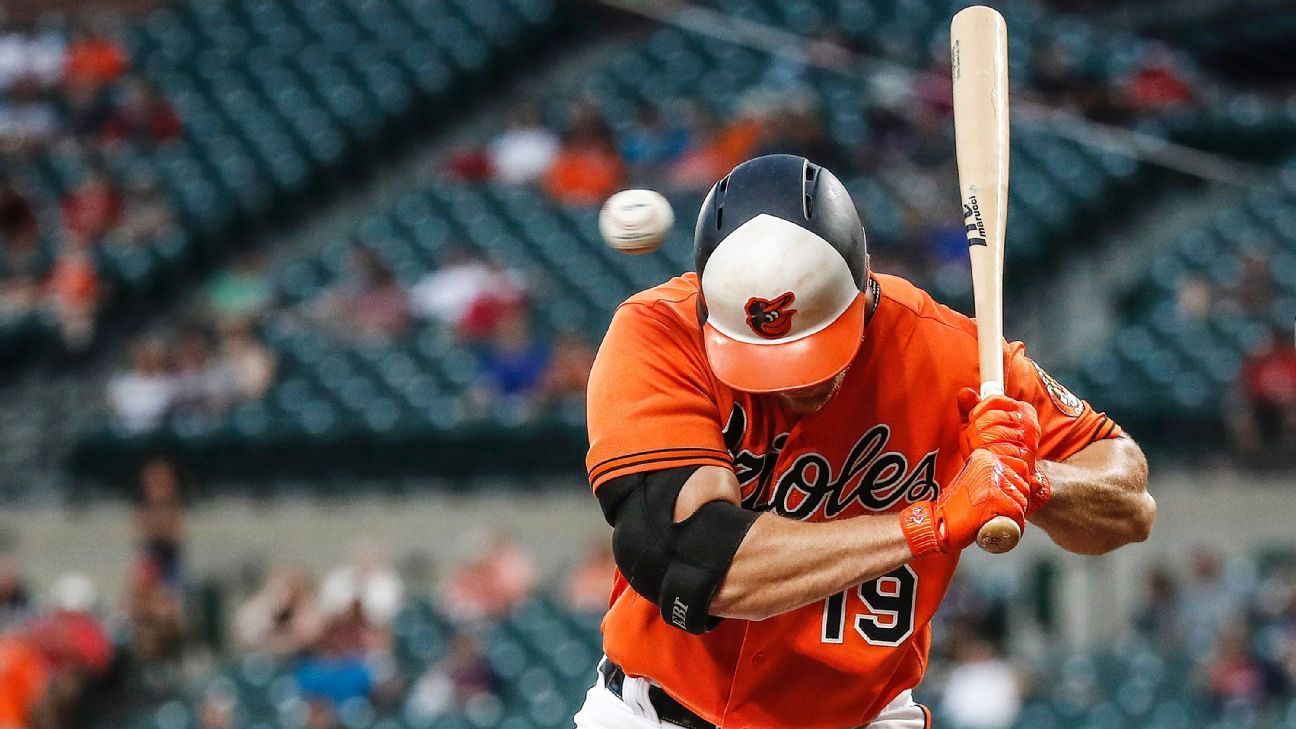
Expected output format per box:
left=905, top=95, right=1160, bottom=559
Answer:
left=709, top=512, right=912, bottom=621
left=1031, top=436, right=1154, bottom=555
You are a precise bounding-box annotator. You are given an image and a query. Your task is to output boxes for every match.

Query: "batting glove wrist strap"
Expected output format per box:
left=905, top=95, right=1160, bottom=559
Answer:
left=900, top=502, right=943, bottom=557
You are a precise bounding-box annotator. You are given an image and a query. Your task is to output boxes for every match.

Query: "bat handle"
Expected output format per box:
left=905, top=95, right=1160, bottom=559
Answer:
left=975, top=378, right=1018, bottom=554
left=976, top=515, right=1021, bottom=554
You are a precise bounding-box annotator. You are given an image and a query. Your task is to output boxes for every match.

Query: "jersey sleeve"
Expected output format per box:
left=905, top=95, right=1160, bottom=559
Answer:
left=585, top=303, right=732, bottom=492
left=1004, top=341, right=1123, bottom=462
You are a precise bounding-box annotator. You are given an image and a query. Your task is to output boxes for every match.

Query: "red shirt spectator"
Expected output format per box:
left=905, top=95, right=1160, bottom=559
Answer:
left=61, top=170, right=122, bottom=240
left=63, top=35, right=128, bottom=89
left=25, top=611, right=113, bottom=677
left=1242, top=338, right=1296, bottom=407
left=1125, top=46, right=1193, bottom=111
left=1127, top=67, right=1192, bottom=109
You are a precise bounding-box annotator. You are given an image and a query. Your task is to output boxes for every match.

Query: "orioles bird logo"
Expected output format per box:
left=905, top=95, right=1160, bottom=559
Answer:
left=745, top=292, right=797, bottom=339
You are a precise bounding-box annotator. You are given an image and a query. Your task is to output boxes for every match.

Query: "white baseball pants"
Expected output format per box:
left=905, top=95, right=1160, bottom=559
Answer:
left=572, top=660, right=931, bottom=729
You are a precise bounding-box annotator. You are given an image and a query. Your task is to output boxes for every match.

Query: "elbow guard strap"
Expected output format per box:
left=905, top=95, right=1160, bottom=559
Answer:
left=597, top=467, right=760, bottom=634
left=659, top=499, right=760, bottom=633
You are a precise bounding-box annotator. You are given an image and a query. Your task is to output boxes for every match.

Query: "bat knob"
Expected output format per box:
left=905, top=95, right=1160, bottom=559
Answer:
left=976, top=515, right=1021, bottom=554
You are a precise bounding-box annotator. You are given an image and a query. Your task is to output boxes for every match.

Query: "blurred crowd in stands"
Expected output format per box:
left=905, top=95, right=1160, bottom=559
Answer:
left=452, top=33, right=1195, bottom=283
left=107, top=251, right=276, bottom=433
left=0, top=12, right=182, bottom=351
left=1229, top=326, right=1296, bottom=466
left=0, top=456, right=1292, bottom=729
left=106, top=241, right=598, bottom=432
left=0, top=456, right=617, bottom=728
left=1172, top=248, right=1296, bottom=465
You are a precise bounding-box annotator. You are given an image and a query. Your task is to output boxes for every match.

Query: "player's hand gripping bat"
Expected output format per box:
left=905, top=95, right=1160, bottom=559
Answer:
left=951, top=5, right=1020, bottom=555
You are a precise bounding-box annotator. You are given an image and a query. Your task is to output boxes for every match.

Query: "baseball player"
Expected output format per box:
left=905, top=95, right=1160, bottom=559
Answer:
left=576, top=154, right=1154, bottom=729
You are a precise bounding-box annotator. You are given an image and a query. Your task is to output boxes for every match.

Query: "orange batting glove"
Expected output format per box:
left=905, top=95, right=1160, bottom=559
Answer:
left=957, top=387, right=1051, bottom=516
left=899, top=450, right=1029, bottom=557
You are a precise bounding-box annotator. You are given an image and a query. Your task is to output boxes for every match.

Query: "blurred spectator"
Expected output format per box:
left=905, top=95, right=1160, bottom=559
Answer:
left=171, top=327, right=220, bottom=415
left=564, top=541, right=615, bottom=614
left=543, top=104, right=623, bottom=205
left=108, top=337, right=175, bottom=432
left=0, top=79, right=59, bottom=150
left=0, top=556, right=31, bottom=627
left=446, top=147, right=493, bottom=182
left=44, top=232, right=99, bottom=349
left=0, top=176, right=41, bottom=319
left=619, top=103, right=689, bottom=176
left=1228, top=326, right=1296, bottom=464
left=473, top=310, right=551, bottom=411
left=0, top=177, right=39, bottom=256
left=0, top=633, right=47, bottom=729
left=670, top=104, right=762, bottom=190
left=101, top=75, right=183, bottom=146
left=24, top=573, right=114, bottom=728
left=407, top=633, right=500, bottom=718
left=938, top=637, right=1020, bottom=729
left=409, top=249, right=527, bottom=340
left=133, top=457, right=187, bottom=587
left=27, top=574, right=111, bottom=675
left=441, top=532, right=536, bottom=624
left=298, top=548, right=402, bottom=709
left=206, top=253, right=270, bottom=322
left=113, top=173, right=177, bottom=247
left=234, top=567, right=323, bottom=657
left=488, top=102, right=559, bottom=185
left=1134, top=566, right=1185, bottom=647
left=312, top=248, right=411, bottom=343
left=1123, top=44, right=1193, bottom=113
left=60, top=166, right=121, bottom=241
left=319, top=550, right=403, bottom=634
left=1205, top=622, right=1288, bottom=716
left=539, top=331, right=596, bottom=408
left=125, top=557, right=187, bottom=662
left=0, top=21, right=65, bottom=92
left=210, top=320, right=276, bottom=406
left=1183, top=549, right=1241, bottom=656
left=296, top=639, right=376, bottom=706
left=62, top=23, right=127, bottom=91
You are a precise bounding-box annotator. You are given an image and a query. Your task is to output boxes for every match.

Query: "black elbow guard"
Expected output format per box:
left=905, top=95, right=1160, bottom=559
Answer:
left=597, top=466, right=759, bottom=634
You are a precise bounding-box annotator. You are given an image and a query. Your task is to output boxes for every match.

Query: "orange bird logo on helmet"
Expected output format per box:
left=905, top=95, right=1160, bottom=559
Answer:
left=745, top=292, right=797, bottom=339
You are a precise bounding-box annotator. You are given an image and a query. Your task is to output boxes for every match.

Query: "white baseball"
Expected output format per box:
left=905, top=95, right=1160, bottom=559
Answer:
left=598, top=189, right=674, bottom=255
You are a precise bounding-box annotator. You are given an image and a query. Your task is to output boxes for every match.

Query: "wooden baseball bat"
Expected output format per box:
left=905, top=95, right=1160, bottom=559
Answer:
left=951, top=5, right=1019, bottom=555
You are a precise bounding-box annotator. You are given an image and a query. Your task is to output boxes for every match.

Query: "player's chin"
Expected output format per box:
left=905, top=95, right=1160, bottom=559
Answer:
left=775, top=370, right=847, bottom=413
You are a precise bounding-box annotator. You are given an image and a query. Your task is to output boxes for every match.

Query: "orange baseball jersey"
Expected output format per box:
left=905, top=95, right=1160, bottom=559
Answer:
left=585, top=272, right=1122, bottom=729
